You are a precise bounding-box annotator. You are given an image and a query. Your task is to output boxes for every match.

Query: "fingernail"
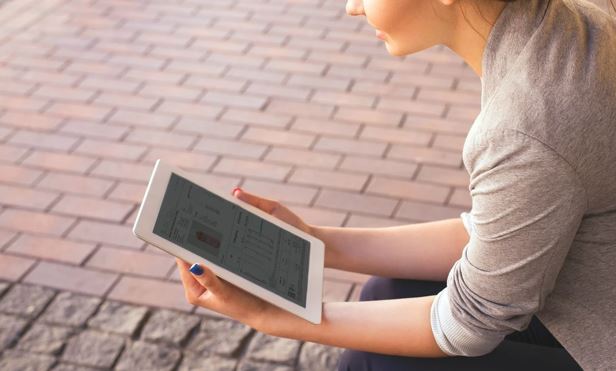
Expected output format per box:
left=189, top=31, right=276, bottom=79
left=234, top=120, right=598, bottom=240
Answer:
left=232, top=187, right=241, bottom=197
left=189, top=263, right=204, bottom=276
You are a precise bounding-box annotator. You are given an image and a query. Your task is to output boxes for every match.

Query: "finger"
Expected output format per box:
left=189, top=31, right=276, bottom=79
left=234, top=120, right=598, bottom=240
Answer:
left=176, top=258, right=207, bottom=301
left=232, top=188, right=279, bottom=214
left=188, top=263, right=225, bottom=298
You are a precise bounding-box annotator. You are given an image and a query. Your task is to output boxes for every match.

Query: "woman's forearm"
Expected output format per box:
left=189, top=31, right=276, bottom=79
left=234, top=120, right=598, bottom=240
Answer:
left=259, top=296, right=447, bottom=358
left=312, top=218, right=469, bottom=281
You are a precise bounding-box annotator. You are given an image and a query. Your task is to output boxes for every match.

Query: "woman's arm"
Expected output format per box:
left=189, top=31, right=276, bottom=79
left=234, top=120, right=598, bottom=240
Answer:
left=260, top=295, right=447, bottom=357
left=313, top=218, right=469, bottom=281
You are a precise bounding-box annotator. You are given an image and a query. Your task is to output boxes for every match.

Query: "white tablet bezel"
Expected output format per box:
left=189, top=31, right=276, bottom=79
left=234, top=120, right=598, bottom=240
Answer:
left=133, top=160, right=324, bottom=324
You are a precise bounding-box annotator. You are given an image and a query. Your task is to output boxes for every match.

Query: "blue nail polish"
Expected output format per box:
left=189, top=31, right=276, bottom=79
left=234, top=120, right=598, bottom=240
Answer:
left=189, top=263, right=204, bottom=276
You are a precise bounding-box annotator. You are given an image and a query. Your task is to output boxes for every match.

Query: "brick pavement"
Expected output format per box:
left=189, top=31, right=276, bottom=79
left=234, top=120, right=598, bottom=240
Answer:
left=0, top=0, right=482, bottom=369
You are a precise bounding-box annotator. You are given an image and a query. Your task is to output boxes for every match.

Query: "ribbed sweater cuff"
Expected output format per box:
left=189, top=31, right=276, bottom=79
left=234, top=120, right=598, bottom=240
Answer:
left=430, top=289, right=503, bottom=357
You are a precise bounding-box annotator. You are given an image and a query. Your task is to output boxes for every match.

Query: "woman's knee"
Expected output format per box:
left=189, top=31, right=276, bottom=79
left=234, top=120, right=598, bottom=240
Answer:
left=337, top=349, right=368, bottom=371
left=359, top=277, right=446, bottom=301
left=359, top=276, right=395, bottom=301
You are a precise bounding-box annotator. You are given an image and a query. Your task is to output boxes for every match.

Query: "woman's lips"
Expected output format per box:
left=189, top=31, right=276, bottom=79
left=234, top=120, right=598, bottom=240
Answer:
left=375, top=29, right=386, bottom=40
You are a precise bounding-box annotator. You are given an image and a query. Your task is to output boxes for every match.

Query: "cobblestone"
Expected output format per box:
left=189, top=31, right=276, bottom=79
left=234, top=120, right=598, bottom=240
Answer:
left=0, top=283, right=55, bottom=318
left=140, top=309, right=201, bottom=346
left=238, top=360, right=294, bottom=371
left=62, top=330, right=125, bottom=368
left=178, top=353, right=238, bottom=371
left=247, top=332, right=302, bottom=365
left=297, top=342, right=344, bottom=370
left=0, top=281, right=8, bottom=296
left=40, top=292, right=101, bottom=327
left=87, top=301, right=148, bottom=336
left=16, top=323, right=75, bottom=355
left=115, top=340, right=181, bottom=371
left=0, top=350, right=56, bottom=371
left=187, top=319, right=252, bottom=357
left=0, top=313, right=29, bottom=350
left=52, top=364, right=98, bottom=371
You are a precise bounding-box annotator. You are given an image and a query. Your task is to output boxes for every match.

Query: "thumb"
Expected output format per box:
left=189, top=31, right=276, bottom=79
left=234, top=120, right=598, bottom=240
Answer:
left=188, top=263, right=225, bottom=298
left=231, top=187, right=278, bottom=214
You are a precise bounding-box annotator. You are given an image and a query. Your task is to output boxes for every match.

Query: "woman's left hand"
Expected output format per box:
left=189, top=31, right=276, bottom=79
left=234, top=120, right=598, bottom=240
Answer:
left=175, top=258, right=277, bottom=331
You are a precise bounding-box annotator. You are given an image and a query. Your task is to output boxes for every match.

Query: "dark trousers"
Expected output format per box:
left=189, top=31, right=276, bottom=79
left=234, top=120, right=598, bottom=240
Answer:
left=338, top=277, right=582, bottom=371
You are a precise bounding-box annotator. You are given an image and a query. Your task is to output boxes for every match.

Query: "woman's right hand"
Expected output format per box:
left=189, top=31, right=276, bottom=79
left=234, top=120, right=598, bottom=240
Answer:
left=232, top=187, right=314, bottom=236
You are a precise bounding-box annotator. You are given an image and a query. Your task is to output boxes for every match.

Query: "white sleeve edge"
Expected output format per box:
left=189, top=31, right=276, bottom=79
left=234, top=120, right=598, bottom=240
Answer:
left=430, top=289, right=504, bottom=357
left=460, top=211, right=473, bottom=236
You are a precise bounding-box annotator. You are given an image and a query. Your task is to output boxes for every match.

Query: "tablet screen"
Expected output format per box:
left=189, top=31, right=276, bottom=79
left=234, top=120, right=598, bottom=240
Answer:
left=153, top=173, right=310, bottom=307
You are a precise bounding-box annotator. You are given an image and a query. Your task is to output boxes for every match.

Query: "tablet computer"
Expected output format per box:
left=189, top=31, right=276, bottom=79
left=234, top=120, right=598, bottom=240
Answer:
left=133, top=160, right=324, bottom=324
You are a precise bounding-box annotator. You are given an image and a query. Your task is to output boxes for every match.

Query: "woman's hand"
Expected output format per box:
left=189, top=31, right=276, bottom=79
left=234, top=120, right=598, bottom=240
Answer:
left=231, top=187, right=313, bottom=235
left=176, top=258, right=278, bottom=331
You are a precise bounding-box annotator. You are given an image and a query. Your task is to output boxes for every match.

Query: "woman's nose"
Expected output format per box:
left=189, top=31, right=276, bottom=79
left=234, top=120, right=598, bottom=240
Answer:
left=346, top=0, right=365, bottom=16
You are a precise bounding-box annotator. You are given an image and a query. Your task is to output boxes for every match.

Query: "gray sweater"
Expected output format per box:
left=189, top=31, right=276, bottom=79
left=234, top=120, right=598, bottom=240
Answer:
left=429, top=0, right=616, bottom=369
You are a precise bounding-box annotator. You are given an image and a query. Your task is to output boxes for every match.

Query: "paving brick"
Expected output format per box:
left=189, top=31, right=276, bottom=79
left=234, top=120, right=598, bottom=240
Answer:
left=314, top=136, right=387, bottom=157
left=74, top=138, right=147, bottom=160
left=0, top=209, right=75, bottom=237
left=242, top=127, right=316, bottom=148
left=352, top=81, right=416, bottom=98
left=194, top=137, right=267, bottom=159
left=183, top=75, right=247, bottom=93
left=143, top=148, right=217, bottom=171
left=214, top=158, right=291, bottom=181
left=67, top=61, right=125, bottom=77
left=361, top=126, right=432, bottom=146
left=33, top=85, right=97, bottom=103
left=266, top=99, right=335, bottom=119
left=24, top=262, right=118, bottom=296
left=311, top=91, right=376, bottom=108
left=291, top=118, right=360, bottom=138
left=202, top=91, right=267, bottom=110
left=0, top=111, right=64, bottom=131
left=396, top=201, right=466, bottom=222
left=88, top=301, right=148, bottom=336
left=287, top=74, right=351, bottom=91
left=245, top=82, right=311, bottom=101
left=45, top=102, right=112, bottom=121
left=0, top=254, right=36, bottom=281
left=68, top=220, right=144, bottom=249
left=416, top=165, right=469, bottom=187
left=315, top=190, right=397, bottom=216
left=340, top=156, right=417, bottom=178
left=447, top=105, right=481, bottom=121
left=433, top=133, right=467, bottom=152
left=140, top=309, right=200, bottom=346
left=0, top=183, right=59, bottom=210
left=125, top=69, right=185, bottom=84
left=327, top=65, right=389, bottom=82
left=107, top=276, right=192, bottom=312
left=86, top=246, right=175, bottom=278
left=106, top=182, right=147, bottom=203
left=0, top=94, right=48, bottom=112
left=187, top=319, right=252, bottom=357
left=290, top=168, right=368, bottom=192
left=9, top=130, right=80, bottom=151
left=265, top=147, right=340, bottom=169
left=94, top=92, right=159, bottom=110
left=449, top=187, right=471, bottom=208
left=59, top=120, right=129, bottom=140
left=22, top=150, right=96, bottom=173
left=335, top=107, right=402, bottom=126
left=37, top=173, right=115, bottom=197
left=0, top=163, right=42, bottom=185
left=6, top=235, right=96, bottom=265
left=139, top=82, right=201, bottom=101
left=388, top=144, right=462, bottom=167
left=0, top=144, right=29, bottom=163
left=0, top=230, right=17, bottom=251
left=108, top=109, right=177, bottom=129
left=127, top=128, right=197, bottom=149
left=174, top=118, right=244, bottom=138
left=179, top=353, right=237, bottom=371
left=62, top=330, right=125, bottom=368
left=90, top=160, right=153, bottom=182
left=157, top=100, right=223, bottom=120
left=52, top=195, right=133, bottom=222
left=417, top=87, right=481, bottom=107
left=40, top=292, right=102, bottom=327
left=221, top=108, right=292, bottom=128
left=227, top=67, right=286, bottom=84
left=366, top=176, right=450, bottom=203
left=0, top=284, right=56, bottom=318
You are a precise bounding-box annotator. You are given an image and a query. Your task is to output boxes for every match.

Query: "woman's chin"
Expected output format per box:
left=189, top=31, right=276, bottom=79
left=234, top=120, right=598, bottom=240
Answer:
left=384, top=42, right=408, bottom=57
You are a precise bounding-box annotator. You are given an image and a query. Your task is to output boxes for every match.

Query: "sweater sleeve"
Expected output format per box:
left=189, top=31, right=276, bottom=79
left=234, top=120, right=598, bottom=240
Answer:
left=430, top=130, right=586, bottom=356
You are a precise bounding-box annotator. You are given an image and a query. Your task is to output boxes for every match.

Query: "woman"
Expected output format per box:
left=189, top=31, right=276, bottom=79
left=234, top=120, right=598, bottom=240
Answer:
left=176, top=0, right=616, bottom=369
